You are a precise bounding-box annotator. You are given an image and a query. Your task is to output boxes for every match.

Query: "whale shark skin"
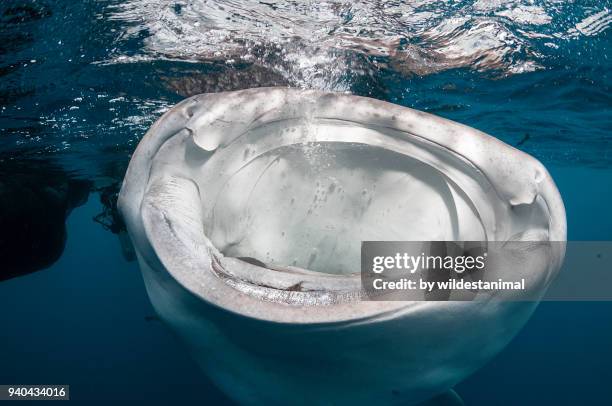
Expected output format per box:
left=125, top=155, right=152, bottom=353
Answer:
left=118, top=88, right=566, bottom=405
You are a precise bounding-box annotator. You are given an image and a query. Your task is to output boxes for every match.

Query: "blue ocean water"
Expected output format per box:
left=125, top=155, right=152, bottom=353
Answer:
left=1, top=0, right=611, bottom=404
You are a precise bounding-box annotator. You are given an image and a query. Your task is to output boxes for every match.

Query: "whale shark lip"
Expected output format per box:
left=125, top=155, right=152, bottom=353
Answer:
left=118, top=87, right=566, bottom=324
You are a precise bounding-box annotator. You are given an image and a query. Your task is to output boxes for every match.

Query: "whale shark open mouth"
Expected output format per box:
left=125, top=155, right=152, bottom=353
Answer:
left=118, top=88, right=566, bottom=405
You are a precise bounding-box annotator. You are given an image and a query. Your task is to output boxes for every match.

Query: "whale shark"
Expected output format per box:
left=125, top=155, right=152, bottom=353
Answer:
left=118, top=88, right=566, bottom=405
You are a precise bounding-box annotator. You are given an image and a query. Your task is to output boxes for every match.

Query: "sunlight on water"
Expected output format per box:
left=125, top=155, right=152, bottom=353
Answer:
left=105, top=0, right=610, bottom=80
left=0, top=0, right=610, bottom=176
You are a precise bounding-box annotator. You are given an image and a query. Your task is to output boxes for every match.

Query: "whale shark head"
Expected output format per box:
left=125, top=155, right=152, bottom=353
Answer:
left=118, top=88, right=565, bottom=405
